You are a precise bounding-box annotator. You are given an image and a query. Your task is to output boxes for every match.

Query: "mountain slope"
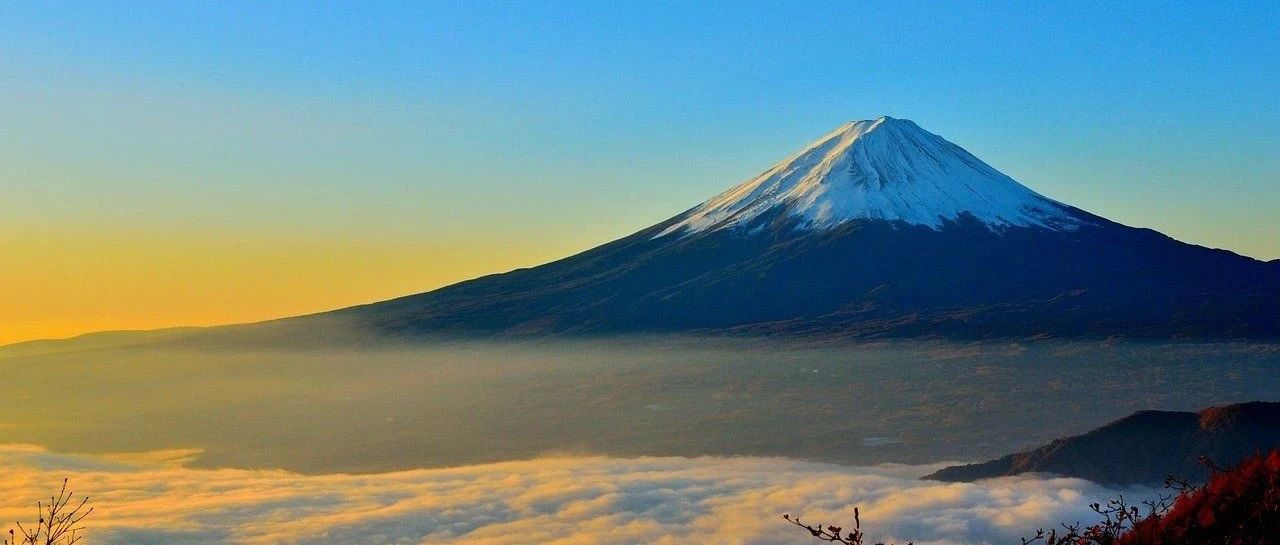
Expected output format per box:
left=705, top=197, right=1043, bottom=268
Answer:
left=323, top=117, right=1278, bottom=340
left=923, top=402, right=1280, bottom=485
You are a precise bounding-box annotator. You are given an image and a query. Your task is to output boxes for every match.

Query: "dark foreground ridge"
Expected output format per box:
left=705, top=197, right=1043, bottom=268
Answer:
left=924, top=401, right=1280, bottom=485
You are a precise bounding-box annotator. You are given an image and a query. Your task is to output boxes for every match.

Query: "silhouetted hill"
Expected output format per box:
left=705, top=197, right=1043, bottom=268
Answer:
left=924, top=401, right=1280, bottom=485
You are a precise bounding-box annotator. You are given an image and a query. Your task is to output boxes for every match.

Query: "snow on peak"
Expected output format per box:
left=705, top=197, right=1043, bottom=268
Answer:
left=657, top=117, right=1085, bottom=238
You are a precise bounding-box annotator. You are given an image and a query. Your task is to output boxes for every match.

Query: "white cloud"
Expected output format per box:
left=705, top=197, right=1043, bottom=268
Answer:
left=0, top=444, right=1146, bottom=545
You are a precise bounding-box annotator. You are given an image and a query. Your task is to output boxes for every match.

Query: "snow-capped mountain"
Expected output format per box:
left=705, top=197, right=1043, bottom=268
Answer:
left=660, top=116, right=1084, bottom=237
left=294, top=117, right=1278, bottom=341
left=100, top=117, right=1280, bottom=343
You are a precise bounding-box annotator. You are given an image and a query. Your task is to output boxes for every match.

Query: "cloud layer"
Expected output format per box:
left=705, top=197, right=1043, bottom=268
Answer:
left=0, top=444, right=1143, bottom=545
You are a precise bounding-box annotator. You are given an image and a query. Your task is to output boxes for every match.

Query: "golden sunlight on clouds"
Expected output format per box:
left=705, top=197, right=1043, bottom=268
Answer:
left=0, top=444, right=1134, bottom=545
left=0, top=230, right=572, bottom=345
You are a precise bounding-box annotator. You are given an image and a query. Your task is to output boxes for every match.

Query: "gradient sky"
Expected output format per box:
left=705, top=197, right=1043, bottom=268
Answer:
left=2, top=2, right=1278, bottom=345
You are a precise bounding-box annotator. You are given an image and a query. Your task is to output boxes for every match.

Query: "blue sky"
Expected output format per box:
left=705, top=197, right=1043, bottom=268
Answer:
left=1, top=1, right=1277, bottom=341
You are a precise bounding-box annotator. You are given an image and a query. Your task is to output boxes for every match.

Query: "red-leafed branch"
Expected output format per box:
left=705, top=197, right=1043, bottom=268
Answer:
left=783, top=507, right=911, bottom=545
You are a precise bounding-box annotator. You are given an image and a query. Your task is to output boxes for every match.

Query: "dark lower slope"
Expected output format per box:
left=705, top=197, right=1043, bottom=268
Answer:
left=328, top=210, right=1280, bottom=341
left=19, top=209, right=1273, bottom=352
left=924, top=401, right=1280, bottom=485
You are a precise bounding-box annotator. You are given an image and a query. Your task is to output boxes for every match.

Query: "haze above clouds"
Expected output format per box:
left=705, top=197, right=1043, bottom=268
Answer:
left=3, top=338, right=1278, bottom=473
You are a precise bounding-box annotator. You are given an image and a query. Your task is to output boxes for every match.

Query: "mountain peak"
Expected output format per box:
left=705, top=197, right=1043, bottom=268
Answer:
left=658, top=118, right=1087, bottom=238
left=836, top=115, right=903, bottom=127
left=822, top=116, right=906, bottom=143
left=849, top=114, right=905, bottom=126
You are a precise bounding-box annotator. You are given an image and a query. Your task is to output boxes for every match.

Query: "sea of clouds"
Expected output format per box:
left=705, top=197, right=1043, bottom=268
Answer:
left=0, top=444, right=1146, bottom=545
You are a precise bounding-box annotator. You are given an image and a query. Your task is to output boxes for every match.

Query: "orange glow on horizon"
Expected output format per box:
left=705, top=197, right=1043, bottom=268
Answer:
left=0, top=230, right=580, bottom=346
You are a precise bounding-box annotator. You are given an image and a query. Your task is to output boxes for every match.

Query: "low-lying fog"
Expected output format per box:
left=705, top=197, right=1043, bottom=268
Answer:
left=1, top=444, right=1150, bottom=545
left=4, top=336, right=1277, bottom=473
